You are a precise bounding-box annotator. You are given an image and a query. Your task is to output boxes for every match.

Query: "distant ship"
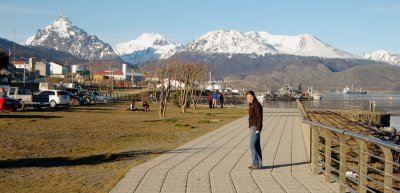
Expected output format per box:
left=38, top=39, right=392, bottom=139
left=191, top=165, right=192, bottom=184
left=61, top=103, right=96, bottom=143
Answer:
left=306, top=86, right=322, bottom=100
left=343, top=84, right=367, bottom=94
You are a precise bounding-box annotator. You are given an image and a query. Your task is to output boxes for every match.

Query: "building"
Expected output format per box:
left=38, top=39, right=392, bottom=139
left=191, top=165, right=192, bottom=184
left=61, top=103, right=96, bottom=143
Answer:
left=35, top=61, right=50, bottom=77
left=91, top=72, right=105, bottom=81
left=49, top=62, right=67, bottom=77
left=71, top=64, right=84, bottom=73
left=11, top=60, right=28, bottom=69
left=10, top=59, right=37, bottom=81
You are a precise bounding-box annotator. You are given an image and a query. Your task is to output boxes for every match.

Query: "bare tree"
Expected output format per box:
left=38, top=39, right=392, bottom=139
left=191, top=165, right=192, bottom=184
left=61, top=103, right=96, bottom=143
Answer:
left=190, top=63, right=209, bottom=110
left=139, top=60, right=173, bottom=118
left=171, top=61, right=210, bottom=113
left=170, top=61, right=191, bottom=113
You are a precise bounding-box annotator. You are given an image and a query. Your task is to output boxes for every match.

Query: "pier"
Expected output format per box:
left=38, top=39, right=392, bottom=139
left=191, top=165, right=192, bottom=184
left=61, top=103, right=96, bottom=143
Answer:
left=110, top=108, right=338, bottom=193
left=110, top=103, right=399, bottom=193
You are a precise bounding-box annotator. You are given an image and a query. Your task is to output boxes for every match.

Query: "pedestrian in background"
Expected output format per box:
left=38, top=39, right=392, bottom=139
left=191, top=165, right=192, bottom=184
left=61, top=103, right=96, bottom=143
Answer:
left=246, top=90, right=263, bottom=169
left=212, top=91, right=219, bottom=108
left=128, top=100, right=136, bottom=111
left=0, top=87, right=5, bottom=113
left=207, top=92, right=212, bottom=108
left=220, top=93, right=224, bottom=108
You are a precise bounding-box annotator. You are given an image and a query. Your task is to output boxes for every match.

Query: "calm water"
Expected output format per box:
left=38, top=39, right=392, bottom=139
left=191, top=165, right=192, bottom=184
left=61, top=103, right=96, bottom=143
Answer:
left=321, top=92, right=400, bottom=129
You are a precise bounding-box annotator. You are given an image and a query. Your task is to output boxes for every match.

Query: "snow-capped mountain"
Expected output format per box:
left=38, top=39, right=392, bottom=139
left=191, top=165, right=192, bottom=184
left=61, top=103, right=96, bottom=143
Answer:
left=25, top=15, right=117, bottom=60
left=185, top=30, right=356, bottom=58
left=114, top=33, right=181, bottom=65
left=360, top=50, right=400, bottom=66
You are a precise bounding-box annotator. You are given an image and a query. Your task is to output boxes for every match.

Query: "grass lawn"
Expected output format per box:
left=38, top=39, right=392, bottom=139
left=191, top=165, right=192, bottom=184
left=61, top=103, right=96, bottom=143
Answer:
left=0, top=102, right=247, bottom=193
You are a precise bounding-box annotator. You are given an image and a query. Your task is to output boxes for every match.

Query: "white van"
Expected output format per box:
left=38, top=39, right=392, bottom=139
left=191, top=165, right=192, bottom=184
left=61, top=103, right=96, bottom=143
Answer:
left=32, top=90, right=70, bottom=108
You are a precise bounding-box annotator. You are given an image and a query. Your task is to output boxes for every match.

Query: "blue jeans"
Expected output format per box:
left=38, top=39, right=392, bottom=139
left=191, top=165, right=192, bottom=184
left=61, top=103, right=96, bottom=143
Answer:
left=249, top=126, right=262, bottom=166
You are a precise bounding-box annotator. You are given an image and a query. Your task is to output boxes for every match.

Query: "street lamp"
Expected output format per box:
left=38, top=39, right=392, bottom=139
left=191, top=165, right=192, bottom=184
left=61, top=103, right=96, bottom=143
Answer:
left=109, top=67, right=119, bottom=94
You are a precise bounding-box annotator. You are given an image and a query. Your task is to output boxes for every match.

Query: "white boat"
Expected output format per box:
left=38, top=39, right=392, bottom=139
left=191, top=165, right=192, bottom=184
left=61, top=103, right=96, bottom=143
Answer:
left=306, top=86, right=322, bottom=100
left=343, top=84, right=367, bottom=94
left=313, top=93, right=322, bottom=100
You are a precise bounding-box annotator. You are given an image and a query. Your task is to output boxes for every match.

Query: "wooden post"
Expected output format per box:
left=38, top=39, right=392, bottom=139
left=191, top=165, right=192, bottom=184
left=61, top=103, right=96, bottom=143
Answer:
left=302, top=123, right=311, bottom=160
left=380, top=147, right=393, bottom=193
left=361, top=100, right=364, bottom=111
left=311, top=126, right=320, bottom=174
left=324, top=130, right=333, bottom=183
left=356, top=139, right=368, bottom=193
left=341, top=100, right=343, bottom=112
left=338, top=134, right=348, bottom=193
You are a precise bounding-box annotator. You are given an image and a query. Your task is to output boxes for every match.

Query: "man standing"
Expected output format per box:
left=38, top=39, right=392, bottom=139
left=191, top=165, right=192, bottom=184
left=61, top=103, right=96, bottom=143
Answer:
left=246, top=90, right=263, bottom=169
left=212, top=91, right=219, bottom=108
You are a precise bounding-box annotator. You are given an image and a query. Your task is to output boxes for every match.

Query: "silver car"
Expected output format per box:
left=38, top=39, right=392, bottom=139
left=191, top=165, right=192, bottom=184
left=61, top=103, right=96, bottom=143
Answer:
left=89, top=91, right=113, bottom=103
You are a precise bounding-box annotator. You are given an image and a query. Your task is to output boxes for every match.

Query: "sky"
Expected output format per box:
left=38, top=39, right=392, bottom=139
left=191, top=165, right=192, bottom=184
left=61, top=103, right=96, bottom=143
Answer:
left=1, top=0, right=399, bottom=54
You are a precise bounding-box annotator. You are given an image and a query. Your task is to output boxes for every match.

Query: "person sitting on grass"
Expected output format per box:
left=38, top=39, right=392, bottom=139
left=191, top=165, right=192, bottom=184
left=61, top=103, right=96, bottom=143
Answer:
left=142, top=100, right=150, bottom=111
left=127, top=100, right=137, bottom=111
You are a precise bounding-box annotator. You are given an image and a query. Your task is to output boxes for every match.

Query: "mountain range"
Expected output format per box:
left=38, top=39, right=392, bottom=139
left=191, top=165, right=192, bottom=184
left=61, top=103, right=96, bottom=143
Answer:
left=21, top=16, right=400, bottom=66
left=114, top=32, right=181, bottom=65
left=360, top=50, right=400, bottom=66
left=1, top=15, right=399, bottom=90
left=0, top=37, right=83, bottom=65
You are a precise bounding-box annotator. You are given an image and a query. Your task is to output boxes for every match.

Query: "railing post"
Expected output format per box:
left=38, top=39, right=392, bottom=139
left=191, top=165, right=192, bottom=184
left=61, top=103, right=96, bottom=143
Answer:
left=361, top=100, right=364, bottom=112
left=340, top=100, right=343, bottom=112
left=356, top=139, right=368, bottom=193
left=323, top=130, right=333, bottom=183
left=338, top=134, right=349, bottom=193
left=311, top=126, right=320, bottom=174
left=380, top=147, right=393, bottom=193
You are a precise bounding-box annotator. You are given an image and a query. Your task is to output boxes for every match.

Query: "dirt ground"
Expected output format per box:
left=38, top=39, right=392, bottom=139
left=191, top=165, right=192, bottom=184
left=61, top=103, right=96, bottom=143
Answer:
left=0, top=102, right=247, bottom=193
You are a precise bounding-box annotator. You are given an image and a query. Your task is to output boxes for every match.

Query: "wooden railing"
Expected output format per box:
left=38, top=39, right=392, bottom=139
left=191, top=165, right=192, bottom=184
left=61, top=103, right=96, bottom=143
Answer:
left=297, top=100, right=400, bottom=193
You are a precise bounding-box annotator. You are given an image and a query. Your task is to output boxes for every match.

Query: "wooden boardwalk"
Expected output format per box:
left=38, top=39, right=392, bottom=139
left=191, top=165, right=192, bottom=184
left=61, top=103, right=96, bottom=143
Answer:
left=110, top=108, right=340, bottom=193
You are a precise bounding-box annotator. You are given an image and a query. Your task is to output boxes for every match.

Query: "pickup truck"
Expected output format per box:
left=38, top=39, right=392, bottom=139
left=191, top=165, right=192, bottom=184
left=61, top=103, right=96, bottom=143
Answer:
left=31, top=90, right=70, bottom=109
left=6, top=87, right=33, bottom=111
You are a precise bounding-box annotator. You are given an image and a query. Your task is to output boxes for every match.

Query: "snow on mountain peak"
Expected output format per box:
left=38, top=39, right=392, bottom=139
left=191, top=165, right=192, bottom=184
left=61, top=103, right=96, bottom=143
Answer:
left=186, top=30, right=277, bottom=55
left=24, top=15, right=116, bottom=60
left=114, top=33, right=181, bottom=65
left=360, top=50, right=400, bottom=66
left=185, top=30, right=356, bottom=59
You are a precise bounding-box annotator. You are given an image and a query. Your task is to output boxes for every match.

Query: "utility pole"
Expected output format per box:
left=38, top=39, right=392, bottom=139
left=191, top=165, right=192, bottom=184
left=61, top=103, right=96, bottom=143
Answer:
left=13, top=27, right=16, bottom=66
left=109, top=66, right=114, bottom=92
left=14, top=27, right=22, bottom=85
left=131, top=68, right=134, bottom=85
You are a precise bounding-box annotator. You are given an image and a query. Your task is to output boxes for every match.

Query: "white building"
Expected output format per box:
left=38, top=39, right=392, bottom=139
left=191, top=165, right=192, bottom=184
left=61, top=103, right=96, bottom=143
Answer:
left=156, top=79, right=186, bottom=89
left=206, top=81, right=226, bottom=91
left=49, top=62, right=67, bottom=77
left=71, top=65, right=84, bottom=73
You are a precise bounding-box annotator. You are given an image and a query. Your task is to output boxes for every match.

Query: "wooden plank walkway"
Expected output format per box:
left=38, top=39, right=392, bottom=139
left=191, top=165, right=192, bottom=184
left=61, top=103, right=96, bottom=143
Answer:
left=110, top=108, right=340, bottom=193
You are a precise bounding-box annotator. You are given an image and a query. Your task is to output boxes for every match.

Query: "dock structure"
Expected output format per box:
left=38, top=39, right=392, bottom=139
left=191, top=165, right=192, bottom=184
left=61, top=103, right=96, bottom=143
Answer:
left=110, top=108, right=339, bottom=193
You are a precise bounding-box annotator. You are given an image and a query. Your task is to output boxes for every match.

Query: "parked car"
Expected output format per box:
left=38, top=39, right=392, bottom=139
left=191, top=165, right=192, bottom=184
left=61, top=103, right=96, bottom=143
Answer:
left=65, top=91, right=85, bottom=106
left=6, top=87, right=33, bottom=111
left=88, top=91, right=113, bottom=103
left=64, top=88, right=93, bottom=104
left=3, top=97, right=21, bottom=112
left=32, top=90, right=70, bottom=109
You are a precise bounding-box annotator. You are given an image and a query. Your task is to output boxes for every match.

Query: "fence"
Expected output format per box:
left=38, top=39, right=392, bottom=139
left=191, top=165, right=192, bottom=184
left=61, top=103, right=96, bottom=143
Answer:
left=109, top=93, right=141, bottom=101
left=198, top=96, right=246, bottom=107
left=300, top=99, right=377, bottom=112
left=297, top=100, right=400, bottom=193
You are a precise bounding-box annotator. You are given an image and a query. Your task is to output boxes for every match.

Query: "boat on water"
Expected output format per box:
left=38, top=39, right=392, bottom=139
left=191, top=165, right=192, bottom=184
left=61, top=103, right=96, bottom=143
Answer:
left=343, top=84, right=367, bottom=94
left=306, top=86, right=322, bottom=100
